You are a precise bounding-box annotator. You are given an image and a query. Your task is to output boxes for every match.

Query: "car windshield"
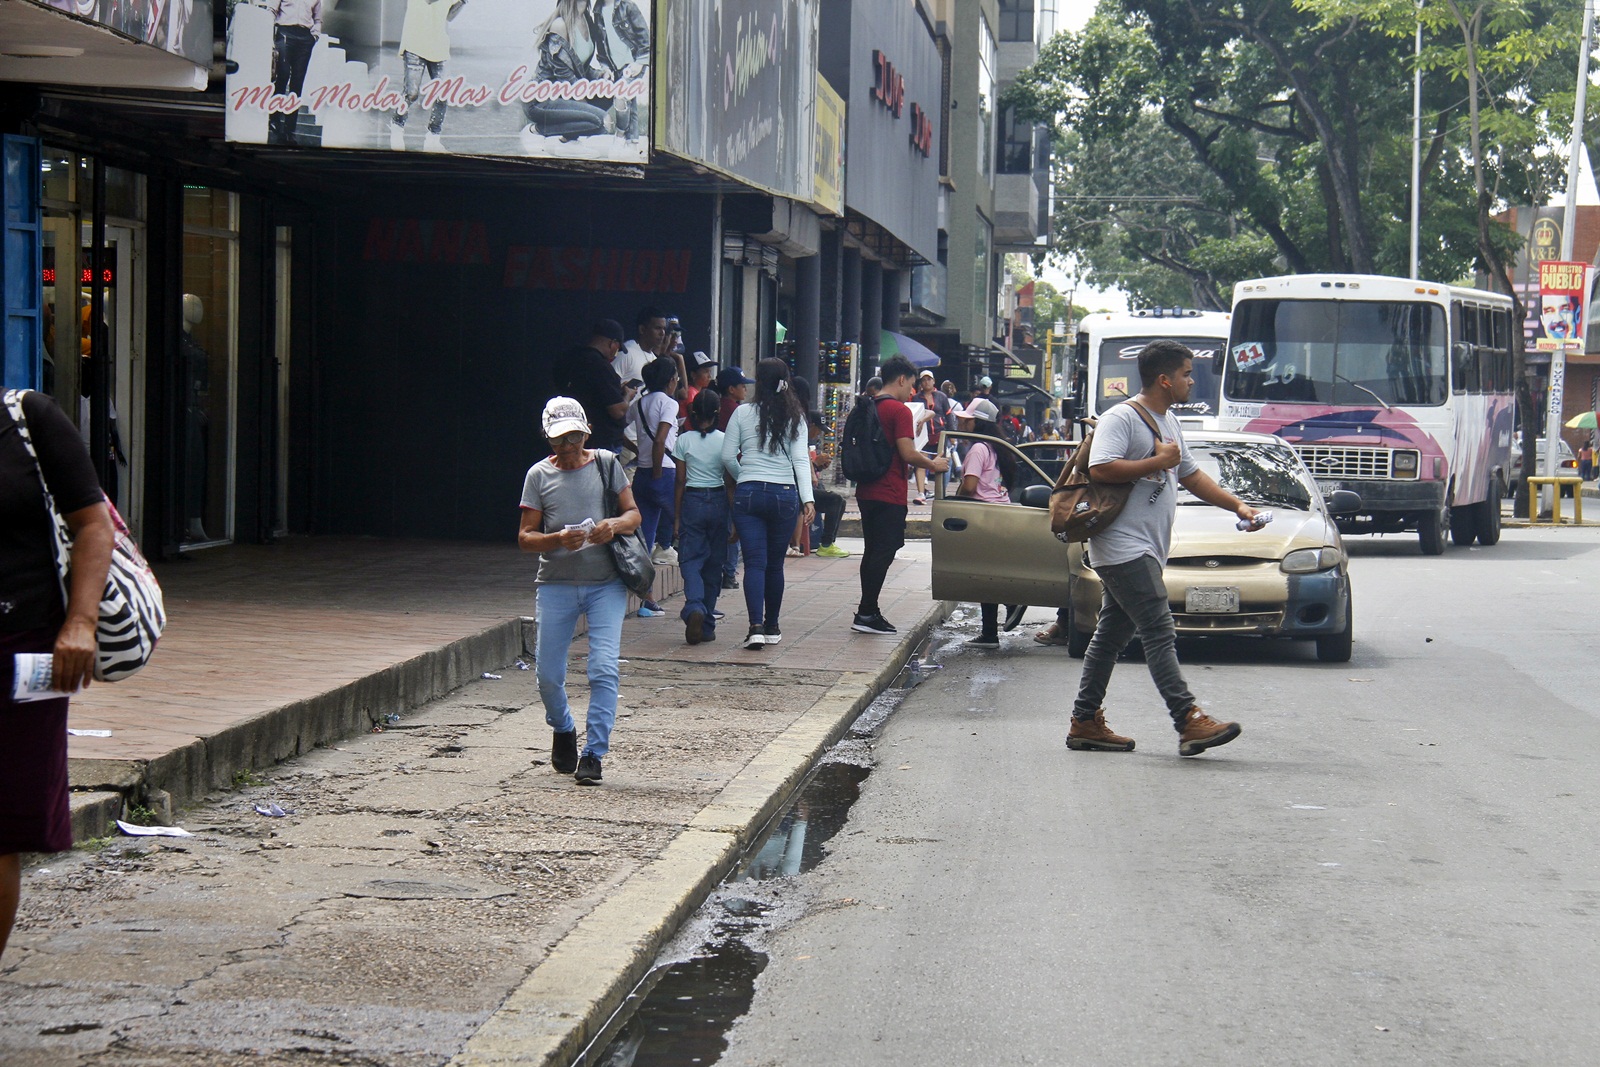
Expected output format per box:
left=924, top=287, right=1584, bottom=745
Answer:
left=1095, top=336, right=1224, bottom=415
left=1177, top=440, right=1315, bottom=511
left=1225, top=299, right=1448, bottom=406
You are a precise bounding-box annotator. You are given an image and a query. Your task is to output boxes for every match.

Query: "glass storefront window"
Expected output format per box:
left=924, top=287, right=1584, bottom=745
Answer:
left=181, top=187, right=239, bottom=546
left=974, top=217, right=992, bottom=339
left=977, top=18, right=997, bottom=185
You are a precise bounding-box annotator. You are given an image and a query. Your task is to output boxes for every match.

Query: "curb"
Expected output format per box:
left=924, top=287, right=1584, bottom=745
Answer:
left=449, top=600, right=955, bottom=1067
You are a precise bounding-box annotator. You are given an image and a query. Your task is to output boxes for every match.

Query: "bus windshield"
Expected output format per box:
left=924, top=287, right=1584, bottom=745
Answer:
left=1095, top=336, right=1224, bottom=416
left=1226, top=299, right=1448, bottom=407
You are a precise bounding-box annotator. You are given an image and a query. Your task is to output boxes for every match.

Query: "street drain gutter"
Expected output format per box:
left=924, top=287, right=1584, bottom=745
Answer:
left=450, top=601, right=954, bottom=1067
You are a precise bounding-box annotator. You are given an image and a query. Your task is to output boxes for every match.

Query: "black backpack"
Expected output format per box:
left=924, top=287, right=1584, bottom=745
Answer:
left=840, top=395, right=898, bottom=483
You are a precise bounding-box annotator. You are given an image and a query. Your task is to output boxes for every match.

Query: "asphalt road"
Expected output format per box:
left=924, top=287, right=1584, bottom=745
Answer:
left=720, top=526, right=1600, bottom=1067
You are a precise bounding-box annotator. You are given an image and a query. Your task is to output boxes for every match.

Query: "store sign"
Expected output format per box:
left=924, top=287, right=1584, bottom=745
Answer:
left=503, top=246, right=692, bottom=293
left=42, top=267, right=116, bottom=285
left=909, top=102, right=932, bottom=157
left=657, top=0, right=818, bottom=200
left=872, top=50, right=904, bottom=118
left=223, top=0, right=649, bottom=163
left=813, top=75, right=845, bottom=217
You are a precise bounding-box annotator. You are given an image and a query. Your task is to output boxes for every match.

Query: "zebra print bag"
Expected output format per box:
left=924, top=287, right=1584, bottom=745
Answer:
left=4, top=389, right=167, bottom=682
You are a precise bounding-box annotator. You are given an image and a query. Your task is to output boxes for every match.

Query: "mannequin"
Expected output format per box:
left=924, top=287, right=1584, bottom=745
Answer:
left=181, top=294, right=210, bottom=542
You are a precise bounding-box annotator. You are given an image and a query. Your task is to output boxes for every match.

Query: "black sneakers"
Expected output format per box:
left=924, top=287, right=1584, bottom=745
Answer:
left=851, top=613, right=897, bottom=635
left=575, top=754, right=603, bottom=785
left=743, top=627, right=766, bottom=649
left=966, top=634, right=1001, bottom=649
left=551, top=730, right=578, bottom=774
left=685, top=609, right=706, bottom=645
left=763, top=621, right=782, bottom=644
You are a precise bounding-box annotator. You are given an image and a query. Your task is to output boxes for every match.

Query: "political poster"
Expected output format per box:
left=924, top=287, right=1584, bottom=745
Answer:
left=1535, top=260, right=1590, bottom=352
left=223, top=0, right=649, bottom=162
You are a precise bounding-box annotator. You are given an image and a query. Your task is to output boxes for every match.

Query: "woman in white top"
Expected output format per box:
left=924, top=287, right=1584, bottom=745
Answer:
left=721, top=358, right=816, bottom=650
left=629, top=357, right=680, bottom=567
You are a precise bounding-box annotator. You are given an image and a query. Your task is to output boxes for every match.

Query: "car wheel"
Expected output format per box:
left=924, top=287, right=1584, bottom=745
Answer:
left=1418, top=505, right=1448, bottom=556
left=1475, top=489, right=1502, bottom=546
left=1316, top=594, right=1353, bottom=663
left=1449, top=504, right=1477, bottom=547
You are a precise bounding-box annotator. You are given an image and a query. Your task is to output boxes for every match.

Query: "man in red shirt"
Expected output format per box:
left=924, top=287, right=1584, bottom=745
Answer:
left=852, top=355, right=949, bottom=635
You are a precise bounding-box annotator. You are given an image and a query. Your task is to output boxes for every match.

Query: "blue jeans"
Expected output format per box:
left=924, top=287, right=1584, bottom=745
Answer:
left=633, top=467, right=676, bottom=549
left=733, top=481, right=800, bottom=627
left=678, top=487, right=729, bottom=632
left=535, top=579, right=628, bottom=759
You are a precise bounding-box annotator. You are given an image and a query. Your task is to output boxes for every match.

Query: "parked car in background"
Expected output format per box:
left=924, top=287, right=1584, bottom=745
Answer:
left=1508, top=438, right=1578, bottom=498
left=931, top=430, right=1358, bottom=662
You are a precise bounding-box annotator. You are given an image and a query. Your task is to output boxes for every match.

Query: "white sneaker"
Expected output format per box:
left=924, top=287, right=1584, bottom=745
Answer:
left=423, top=132, right=446, bottom=153
left=389, top=125, right=405, bottom=151
left=650, top=547, right=679, bottom=566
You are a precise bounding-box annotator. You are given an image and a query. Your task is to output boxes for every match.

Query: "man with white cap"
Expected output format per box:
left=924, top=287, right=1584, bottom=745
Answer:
left=518, top=396, right=643, bottom=785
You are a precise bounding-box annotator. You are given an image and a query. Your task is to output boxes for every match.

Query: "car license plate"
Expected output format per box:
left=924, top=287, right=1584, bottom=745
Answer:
left=1186, top=587, right=1240, bottom=613
left=1316, top=480, right=1340, bottom=497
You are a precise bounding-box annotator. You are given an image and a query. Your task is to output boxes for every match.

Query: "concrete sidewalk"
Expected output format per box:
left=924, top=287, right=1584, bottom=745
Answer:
left=7, top=536, right=951, bottom=1067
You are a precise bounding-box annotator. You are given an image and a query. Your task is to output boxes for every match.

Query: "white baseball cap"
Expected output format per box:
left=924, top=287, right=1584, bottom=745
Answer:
left=962, top=397, right=1000, bottom=422
left=542, top=396, right=590, bottom=440
left=978, top=375, right=994, bottom=387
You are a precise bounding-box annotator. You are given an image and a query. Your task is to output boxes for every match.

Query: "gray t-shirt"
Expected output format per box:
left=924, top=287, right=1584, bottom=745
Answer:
left=1085, top=402, right=1198, bottom=568
left=520, top=449, right=629, bottom=585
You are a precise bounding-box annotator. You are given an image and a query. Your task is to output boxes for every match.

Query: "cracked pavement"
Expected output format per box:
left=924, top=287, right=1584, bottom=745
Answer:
left=1, top=654, right=835, bottom=1066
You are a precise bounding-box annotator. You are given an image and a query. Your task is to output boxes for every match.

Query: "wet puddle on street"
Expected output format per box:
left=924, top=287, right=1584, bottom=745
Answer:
left=583, top=628, right=952, bottom=1067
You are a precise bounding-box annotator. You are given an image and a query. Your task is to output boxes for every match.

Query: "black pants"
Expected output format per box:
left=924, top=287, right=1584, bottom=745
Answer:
left=814, top=487, right=845, bottom=545
left=269, top=25, right=316, bottom=145
left=856, top=499, right=906, bottom=617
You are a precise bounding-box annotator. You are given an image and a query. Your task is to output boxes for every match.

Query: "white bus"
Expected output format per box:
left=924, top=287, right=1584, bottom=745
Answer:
left=1219, top=274, right=1515, bottom=555
left=1072, top=309, right=1232, bottom=431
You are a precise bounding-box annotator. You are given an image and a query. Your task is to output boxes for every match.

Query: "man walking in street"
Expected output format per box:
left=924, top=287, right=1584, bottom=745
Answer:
left=851, top=355, right=949, bottom=635
left=1066, top=339, right=1262, bottom=756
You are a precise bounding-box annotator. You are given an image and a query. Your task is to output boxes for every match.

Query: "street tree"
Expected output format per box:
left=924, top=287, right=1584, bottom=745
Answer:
left=1296, top=0, right=1584, bottom=507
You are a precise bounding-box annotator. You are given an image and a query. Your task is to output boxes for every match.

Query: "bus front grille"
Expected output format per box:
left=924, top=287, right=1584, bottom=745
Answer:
left=1296, top=446, right=1393, bottom=480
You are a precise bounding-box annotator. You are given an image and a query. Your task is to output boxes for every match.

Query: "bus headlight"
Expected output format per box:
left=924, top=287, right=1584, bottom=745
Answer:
left=1281, top=548, right=1341, bottom=574
left=1392, top=450, right=1420, bottom=478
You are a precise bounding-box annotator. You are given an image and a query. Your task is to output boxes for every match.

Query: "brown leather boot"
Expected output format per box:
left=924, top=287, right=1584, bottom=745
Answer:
left=1177, top=707, right=1241, bottom=756
left=1066, top=709, right=1135, bottom=751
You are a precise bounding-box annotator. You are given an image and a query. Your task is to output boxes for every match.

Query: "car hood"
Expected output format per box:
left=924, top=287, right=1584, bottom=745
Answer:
left=1169, top=504, right=1334, bottom=560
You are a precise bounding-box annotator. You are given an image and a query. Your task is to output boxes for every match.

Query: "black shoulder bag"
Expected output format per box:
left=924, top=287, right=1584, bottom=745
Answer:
left=598, top=452, right=657, bottom=598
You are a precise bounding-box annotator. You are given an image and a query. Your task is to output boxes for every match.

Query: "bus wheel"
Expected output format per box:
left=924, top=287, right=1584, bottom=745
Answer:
left=1475, top=491, right=1502, bottom=546
left=1449, top=504, right=1478, bottom=547
left=1418, top=506, right=1449, bottom=555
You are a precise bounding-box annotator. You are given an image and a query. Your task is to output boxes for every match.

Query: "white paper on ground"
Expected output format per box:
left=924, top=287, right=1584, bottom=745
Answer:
left=67, top=729, right=113, bottom=737
left=115, top=820, right=194, bottom=838
left=12, top=653, right=79, bottom=703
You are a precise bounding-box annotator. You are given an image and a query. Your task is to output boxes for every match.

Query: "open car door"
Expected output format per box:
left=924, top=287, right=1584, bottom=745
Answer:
left=930, top=432, right=1079, bottom=608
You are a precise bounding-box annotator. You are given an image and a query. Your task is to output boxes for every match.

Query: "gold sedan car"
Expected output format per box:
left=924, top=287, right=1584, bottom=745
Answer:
left=931, top=429, right=1356, bottom=662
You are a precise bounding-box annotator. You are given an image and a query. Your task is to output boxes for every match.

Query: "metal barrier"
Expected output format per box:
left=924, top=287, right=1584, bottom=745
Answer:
left=1526, top=476, right=1586, bottom=525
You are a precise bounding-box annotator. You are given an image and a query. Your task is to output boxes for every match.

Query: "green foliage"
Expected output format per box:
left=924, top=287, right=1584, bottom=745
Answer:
left=124, top=803, right=158, bottom=826
left=1006, top=0, right=1584, bottom=301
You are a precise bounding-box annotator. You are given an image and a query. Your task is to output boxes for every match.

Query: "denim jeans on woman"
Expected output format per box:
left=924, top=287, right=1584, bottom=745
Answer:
left=1070, top=553, right=1197, bottom=727
left=732, top=481, right=800, bottom=627
left=677, top=487, right=729, bottom=635
left=535, top=579, right=628, bottom=759
left=632, top=467, right=676, bottom=549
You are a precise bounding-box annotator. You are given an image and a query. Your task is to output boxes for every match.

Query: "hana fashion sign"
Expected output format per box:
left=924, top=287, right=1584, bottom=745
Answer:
left=1536, top=260, right=1591, bottom=352
left=224, top=0, right=650, bottom=162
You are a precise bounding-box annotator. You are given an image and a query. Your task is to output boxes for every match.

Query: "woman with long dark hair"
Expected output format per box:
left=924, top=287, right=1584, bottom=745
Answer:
left=720, top=358, right=815, bottom=649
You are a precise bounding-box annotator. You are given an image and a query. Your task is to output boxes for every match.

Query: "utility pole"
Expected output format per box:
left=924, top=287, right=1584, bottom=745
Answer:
left=1410, top=1, right=1423, bottom=280
left=1543, top=0, right=1593, bottom=513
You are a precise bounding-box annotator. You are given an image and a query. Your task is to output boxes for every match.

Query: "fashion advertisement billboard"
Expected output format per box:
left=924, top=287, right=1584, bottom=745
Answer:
left=223, top=0, right=650, bottom=161
left=657, top=0, right=819, bottom=200
left=23, top=0, right=213, bottom=67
